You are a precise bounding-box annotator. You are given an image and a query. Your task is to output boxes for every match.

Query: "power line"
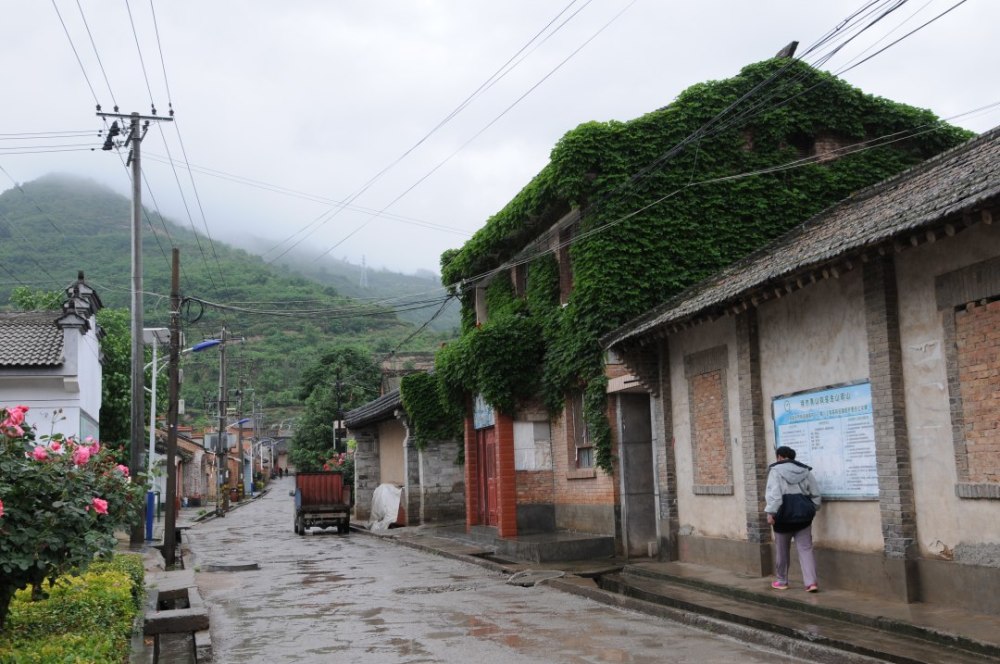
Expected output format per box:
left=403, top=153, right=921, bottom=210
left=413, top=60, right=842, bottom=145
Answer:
left=141, top=152, right=470, bottom=236
left=310, top=0, right=640, bottom=264
left=260, top=0, right=594, bottom=263
left=75, top=0, right=118, bottom=110
left=450, top=99, right=1000, bottom=292
left=0, top=131, right=97, bottom=139
left=123, top=0, right=157, bottom=112
left=50, top=0, right=100, bottom=105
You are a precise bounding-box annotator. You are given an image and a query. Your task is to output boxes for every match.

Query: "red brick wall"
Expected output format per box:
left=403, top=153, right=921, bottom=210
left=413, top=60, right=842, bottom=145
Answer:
left=516, top=470, right=554, bottom=503
left=496, top=412, right=518, bottom=537
left=955, top=301, right=1000, bottom=483
left=551, top=405, right=617, bottom=507
left=691, top=370, right=729, bottom=486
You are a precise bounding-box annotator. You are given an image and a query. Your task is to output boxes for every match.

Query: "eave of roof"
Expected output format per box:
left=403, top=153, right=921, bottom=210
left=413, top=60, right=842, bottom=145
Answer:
left=344, top=389, right=403, bottom=428
left=0, top=312, right=64, bottom=367
left=602, top=125, right=1000, bottom=349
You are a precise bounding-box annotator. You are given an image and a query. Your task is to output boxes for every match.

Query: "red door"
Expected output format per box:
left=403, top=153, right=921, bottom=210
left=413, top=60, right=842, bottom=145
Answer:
left=477, top=427, right=498, bottom=526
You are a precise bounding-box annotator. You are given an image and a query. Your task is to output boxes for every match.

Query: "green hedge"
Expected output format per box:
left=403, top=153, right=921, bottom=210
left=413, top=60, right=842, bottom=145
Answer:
left=0, top=554, right=144, bottom=663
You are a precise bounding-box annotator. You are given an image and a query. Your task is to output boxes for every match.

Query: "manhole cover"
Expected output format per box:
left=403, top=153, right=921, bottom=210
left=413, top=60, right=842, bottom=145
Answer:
left=203, top=562, right=259, bottom=572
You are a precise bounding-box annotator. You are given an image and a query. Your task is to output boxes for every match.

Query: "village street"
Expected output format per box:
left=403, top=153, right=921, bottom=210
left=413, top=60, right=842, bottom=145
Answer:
left=184, top=478, right=808, bottom=664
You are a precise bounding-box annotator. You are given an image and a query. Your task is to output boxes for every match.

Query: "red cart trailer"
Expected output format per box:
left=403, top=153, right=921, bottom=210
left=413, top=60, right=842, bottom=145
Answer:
left=293, top=471, right=352, bottom=535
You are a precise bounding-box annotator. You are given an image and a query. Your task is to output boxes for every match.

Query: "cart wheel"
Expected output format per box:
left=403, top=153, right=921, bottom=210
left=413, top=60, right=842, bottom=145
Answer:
left=295, top=516, right=305, bottom=536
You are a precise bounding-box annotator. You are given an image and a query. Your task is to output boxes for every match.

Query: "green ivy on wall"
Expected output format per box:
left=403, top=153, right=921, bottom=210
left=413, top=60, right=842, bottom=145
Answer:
left=399, top=371, right=463, bottom=446
left=418, top=58, right=972, bottom=474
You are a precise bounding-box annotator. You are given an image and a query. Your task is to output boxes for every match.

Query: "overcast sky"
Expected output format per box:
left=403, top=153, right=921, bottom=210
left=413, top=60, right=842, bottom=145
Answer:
left=3, top=1, right=998, bottom=278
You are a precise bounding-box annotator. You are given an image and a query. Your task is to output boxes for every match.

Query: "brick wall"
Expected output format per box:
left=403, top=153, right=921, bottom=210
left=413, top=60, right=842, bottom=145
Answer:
left=516, top=470, right=554, bottom=503
left=937, top=254, right=1000, bottom=499
left=863, top=256, right=918, bottom=560
left=463, top=414, right=478, bottom=529
left=496, top=412, right=517, bottom=536
left=736, top=310, right=771, bottom=546
left=684, top=346, right=733, bottom=494
left=351, top=428, right=379, bottom=521
left=691, top=371, right=728, bottom=485
left=954, top=301, right=1000, bottom=483
left=417, top=439, right=466, bottom=523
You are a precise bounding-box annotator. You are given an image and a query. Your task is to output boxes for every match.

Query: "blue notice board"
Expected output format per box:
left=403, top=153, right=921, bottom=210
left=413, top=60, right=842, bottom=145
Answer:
left=772, top=382, right=878, bottom=499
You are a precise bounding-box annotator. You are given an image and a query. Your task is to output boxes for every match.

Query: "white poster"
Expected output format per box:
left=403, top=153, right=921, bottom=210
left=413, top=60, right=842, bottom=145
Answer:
left=772, top=382, right=878, bottom=499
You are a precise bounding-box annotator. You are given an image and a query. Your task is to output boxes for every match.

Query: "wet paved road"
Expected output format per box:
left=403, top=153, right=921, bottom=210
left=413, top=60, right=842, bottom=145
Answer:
left=186, top=477, right=807, bottom=663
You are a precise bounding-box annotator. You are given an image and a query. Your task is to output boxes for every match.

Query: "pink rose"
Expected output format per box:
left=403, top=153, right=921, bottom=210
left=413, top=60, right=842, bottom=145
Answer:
left=49, top=441, right=64, bottom=455
left=73, top=446, right=92, bottom=466
left=3, top=423, right=24, bottom=438
left=115, top=464, right=130, bottom=477
left=31, top=446, right=49, bottom=461
left=0, top=498, right=4, bottom=519
left=3, top=405, right=27, bottom=426
left=91, top=497, right=109, bottom=515
left=88, top=439, right=101, bottom=455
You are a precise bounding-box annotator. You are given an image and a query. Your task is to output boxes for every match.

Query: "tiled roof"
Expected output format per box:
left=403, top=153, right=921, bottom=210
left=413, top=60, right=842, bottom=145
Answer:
left=0, top=312, right=64, bottom=367
left=602, top=126, right=1000, bottom=349
left=344, top=389, right=402, bottom=428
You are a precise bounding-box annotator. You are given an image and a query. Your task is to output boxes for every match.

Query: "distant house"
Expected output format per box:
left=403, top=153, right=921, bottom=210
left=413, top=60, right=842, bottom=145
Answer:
left=603, top=127, right=1000, bottom=613
left=0, top=273, right=103, bottom=440
left=346, top=388, right=464, bottom=527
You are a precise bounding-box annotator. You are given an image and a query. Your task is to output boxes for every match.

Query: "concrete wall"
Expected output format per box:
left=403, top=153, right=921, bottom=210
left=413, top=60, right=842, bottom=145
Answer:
left=668, top=316, right=746, bottom=541
left=896, top=223, right=1000, bottom=561
left=642, top=220, right=1000, bottom=613
left=757, top=270, right=884, bottom=553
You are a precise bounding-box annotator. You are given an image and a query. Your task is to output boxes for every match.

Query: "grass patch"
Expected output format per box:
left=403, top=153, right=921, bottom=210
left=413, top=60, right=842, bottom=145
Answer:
left=0, top=553, right=144, bottom=663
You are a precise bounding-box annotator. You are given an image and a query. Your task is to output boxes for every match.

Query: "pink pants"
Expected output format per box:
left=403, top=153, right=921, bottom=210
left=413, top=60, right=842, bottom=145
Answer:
left=774, top=525, right=817, bottom=587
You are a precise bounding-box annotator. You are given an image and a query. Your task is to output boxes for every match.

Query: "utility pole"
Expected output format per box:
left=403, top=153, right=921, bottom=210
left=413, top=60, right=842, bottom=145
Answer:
left=216, top=326, right=228, bottom=516
left=98, top=109, right=173, bottom=546
left=334, top=366, right=343, bottom=453
left=236, top=382, right=244, bottom=499
left=164, top=249, right=181, bottom=568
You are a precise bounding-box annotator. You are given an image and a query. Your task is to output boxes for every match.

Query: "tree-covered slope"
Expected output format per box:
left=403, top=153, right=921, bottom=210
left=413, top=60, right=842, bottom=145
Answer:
left=0, top=174, right=451, bottom=423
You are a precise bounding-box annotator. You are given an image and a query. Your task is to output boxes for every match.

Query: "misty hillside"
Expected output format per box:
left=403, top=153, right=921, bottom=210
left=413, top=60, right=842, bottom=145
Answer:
left=235, top=235, right=459, bottom=332
left=0, top=174, right=455, bottom=421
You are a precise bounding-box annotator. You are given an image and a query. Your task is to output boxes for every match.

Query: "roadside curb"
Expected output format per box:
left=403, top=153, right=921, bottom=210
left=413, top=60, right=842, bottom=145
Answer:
left=546, top=576, right=884, bottom=664
left=350, top=525, right=514, bottom=575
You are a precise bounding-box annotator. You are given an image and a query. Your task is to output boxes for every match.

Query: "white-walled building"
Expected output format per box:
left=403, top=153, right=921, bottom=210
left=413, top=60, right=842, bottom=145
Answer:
left=0, top=273, right=103, bottom=440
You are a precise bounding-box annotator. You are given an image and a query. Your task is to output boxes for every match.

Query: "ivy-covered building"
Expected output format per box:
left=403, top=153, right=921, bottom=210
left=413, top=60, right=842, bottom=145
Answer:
left=603, top=126, right=1000, bottom=612
left=431, top=57, right=970, bottom=552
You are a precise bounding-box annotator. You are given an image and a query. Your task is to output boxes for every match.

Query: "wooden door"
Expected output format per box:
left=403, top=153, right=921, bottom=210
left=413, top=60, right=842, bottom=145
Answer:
left=477, top=427, right=498, bottom=526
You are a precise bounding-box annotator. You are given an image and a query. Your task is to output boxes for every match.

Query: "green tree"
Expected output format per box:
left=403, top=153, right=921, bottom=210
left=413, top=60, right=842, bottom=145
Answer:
left=288, top=347, right=380, bottom=471
left=95, top=308, right=132, bottom=454
left=7, top=287, right=61, bottom=311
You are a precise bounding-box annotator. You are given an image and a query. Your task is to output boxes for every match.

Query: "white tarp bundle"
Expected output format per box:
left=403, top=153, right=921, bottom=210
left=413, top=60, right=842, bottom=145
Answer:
left=368, top=483, right=402, bottom=531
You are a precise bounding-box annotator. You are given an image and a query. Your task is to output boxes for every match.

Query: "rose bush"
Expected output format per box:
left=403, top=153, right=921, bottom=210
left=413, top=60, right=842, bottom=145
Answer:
left=0, top=405, right=144, bottom=631
left=322, top=450, right=355, bottom=487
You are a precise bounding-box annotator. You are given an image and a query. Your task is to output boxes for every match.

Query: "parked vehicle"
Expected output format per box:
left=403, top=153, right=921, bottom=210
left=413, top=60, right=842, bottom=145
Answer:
left=292, top=471, right=352, bottom=535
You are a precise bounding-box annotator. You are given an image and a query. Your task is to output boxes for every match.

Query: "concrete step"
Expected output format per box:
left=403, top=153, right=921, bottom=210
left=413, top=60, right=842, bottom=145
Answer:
left=597, top=571, right=995, bottom=664
left=622, top=564, right=1000, bottom=660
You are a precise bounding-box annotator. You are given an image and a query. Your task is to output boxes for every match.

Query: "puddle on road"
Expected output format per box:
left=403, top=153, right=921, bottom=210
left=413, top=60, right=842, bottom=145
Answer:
left=301, top=572, right=346, bottom=585
left=394, top=583, right=481, bottom=595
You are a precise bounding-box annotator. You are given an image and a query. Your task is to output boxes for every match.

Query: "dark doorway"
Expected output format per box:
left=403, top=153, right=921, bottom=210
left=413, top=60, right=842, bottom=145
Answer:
left=618, top=393, right=657, bottom=558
